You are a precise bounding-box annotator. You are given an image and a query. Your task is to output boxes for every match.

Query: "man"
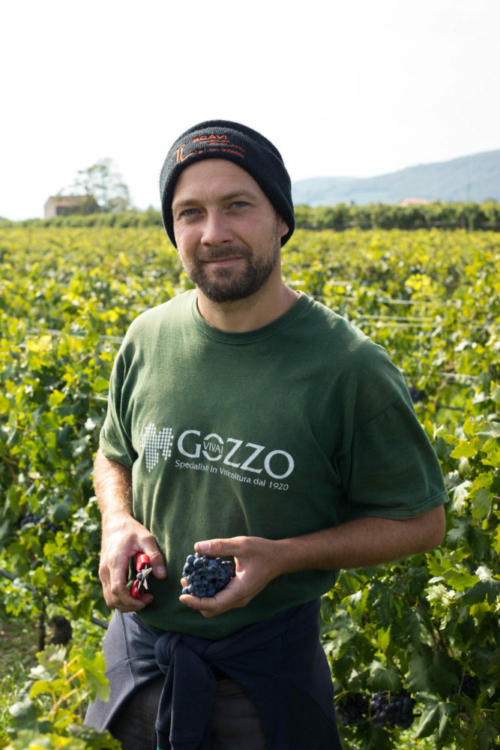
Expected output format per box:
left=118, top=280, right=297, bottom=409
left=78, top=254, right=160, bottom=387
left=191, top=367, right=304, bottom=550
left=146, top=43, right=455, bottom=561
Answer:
left=85, top=120, right=448, bottom=750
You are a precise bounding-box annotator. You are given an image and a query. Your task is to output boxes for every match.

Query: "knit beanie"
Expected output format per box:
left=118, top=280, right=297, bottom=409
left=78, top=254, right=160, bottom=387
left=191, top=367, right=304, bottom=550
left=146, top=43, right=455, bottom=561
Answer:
left=159, top=120, right=295, bottom=247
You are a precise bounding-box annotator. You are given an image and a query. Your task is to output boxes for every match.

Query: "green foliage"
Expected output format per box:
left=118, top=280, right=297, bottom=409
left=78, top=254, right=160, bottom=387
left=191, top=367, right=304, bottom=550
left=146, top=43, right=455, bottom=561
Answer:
left=1, top=226, right=499, bottom=748
left=293, top=201, right=500, bottom=232
left=2, top=200, right=500, bottom=231
left=0, top=227, right=192, bottom=622
left=0, top=645, right=120, bottom=749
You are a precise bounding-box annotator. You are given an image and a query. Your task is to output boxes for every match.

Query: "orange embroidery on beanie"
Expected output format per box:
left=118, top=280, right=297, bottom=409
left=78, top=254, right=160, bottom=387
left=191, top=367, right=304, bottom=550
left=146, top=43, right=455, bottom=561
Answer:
left=176, top=136, right=247, bottom=163
left=193, top=134, right=229, bottom=142
left=175, top=145, right=196, bottom=163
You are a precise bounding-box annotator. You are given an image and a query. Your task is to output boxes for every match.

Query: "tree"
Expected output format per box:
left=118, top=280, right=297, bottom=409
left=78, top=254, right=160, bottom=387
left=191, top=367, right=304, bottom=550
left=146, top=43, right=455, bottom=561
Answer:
left=60, top=158, right=132, bottom=213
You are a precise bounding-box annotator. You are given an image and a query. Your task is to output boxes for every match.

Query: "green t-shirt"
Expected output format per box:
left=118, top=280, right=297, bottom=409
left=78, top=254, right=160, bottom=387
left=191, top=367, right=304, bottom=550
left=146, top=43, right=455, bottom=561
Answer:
left=100, top=291, right=448, bottom=639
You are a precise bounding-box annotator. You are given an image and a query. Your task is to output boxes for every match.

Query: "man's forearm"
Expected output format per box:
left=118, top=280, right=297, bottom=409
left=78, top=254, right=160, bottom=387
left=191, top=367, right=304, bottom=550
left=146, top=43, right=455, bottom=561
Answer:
left=273, top=506, right=446, bottom=576
left=184, top=506, right=446, bottom=618
left=94, top=448, right=133, bottom=520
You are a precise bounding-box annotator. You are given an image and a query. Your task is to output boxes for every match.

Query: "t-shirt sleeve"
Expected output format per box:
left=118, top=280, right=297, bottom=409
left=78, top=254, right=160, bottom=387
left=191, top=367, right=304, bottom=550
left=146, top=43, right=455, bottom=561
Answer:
left=342, top=344, right=449, bottom=520
left=99, top=343, right=137, bottom=469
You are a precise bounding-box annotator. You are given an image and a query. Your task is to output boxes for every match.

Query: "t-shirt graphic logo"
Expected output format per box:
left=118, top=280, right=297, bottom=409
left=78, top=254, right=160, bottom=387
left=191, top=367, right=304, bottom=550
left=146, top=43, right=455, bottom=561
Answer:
left=140, top=423, right=174, bottom=472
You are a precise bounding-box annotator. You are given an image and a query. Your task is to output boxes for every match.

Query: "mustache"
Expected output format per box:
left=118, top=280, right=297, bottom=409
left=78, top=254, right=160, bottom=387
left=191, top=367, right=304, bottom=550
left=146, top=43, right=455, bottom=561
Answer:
left=196, top=246, right=251, bottom=262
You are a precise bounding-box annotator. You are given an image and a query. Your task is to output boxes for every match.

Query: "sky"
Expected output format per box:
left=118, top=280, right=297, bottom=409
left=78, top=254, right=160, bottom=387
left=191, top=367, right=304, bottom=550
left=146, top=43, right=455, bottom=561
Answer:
left=1, top=0, right=499, bottom=220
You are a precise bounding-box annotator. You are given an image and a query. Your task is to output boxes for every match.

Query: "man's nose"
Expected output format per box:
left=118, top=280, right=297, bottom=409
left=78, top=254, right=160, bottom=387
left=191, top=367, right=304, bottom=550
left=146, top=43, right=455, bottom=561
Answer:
left=201, top=209, right=234, bottom=246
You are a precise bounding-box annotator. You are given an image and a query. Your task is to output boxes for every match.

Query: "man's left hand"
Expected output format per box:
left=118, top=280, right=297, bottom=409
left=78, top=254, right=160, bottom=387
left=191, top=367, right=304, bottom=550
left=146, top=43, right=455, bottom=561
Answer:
left=179, top=536, right=282, bottom=618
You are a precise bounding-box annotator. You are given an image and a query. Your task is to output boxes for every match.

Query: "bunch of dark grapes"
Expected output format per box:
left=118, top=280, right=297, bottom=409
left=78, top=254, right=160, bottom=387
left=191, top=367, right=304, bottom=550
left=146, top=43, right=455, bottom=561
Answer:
left=19, top=513, right=61, bottom=533
left=409, top=386, right=427, bottom=404
left=50, top=615, right=73, bottom=645
left=370, top=690, right=416, bottom=729
left=456, top=673, right=476, bottom=699
left=19, top=513, right=44, bottom=529
left=449, top=672, right=477, bottom=711
left=336, top=692, right=369, bottom=726
left=182, top=552, right=235, bottom=598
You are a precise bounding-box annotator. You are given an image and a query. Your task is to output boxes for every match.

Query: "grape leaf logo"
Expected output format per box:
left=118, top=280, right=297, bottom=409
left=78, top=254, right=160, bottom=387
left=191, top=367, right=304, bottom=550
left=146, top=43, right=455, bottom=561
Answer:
left=140, top=423, right=174, bottom=472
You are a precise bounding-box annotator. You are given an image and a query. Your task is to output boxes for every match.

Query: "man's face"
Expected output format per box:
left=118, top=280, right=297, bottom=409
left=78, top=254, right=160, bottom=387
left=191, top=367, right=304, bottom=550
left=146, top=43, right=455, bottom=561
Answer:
left=172, top=159, right=289, bottom=303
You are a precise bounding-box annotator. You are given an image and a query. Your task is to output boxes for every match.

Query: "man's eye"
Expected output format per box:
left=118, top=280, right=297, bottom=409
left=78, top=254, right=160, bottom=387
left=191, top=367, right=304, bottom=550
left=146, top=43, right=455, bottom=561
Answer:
left=180, top=208, right=199, bottom=218
left=231, top=201, right=248, bottom=209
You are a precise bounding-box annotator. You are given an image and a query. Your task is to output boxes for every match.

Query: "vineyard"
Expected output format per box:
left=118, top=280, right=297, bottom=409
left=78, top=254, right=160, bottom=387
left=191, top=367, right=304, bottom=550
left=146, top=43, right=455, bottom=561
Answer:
left=0, top=226, right=499, bottom=749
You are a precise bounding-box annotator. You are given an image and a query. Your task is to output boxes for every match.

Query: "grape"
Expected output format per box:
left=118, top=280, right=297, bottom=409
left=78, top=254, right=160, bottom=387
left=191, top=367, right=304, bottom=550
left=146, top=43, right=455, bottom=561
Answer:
left=460, top=673, right=476, bottom=699
left=336, top=692, right=369, bottom=726
left=50, top=615, right=73, bottom=645
left=409, top=386, right=426, bottom=404
left=44, top=521, right=62, bottom=532
left=181, top=552, right=235, bottom=598
left=448, top=672, right=477, bottom=711
left=370, top=690, right=416, bottom=729
left=19, top=513, right=62, bottom=532
left=19, top=513, right=44, bottom=529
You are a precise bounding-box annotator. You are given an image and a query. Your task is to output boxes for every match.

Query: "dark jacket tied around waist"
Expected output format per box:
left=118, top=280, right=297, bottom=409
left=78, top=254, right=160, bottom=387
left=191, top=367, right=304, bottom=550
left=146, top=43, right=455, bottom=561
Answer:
left=84, top=598, right=342, bottom=750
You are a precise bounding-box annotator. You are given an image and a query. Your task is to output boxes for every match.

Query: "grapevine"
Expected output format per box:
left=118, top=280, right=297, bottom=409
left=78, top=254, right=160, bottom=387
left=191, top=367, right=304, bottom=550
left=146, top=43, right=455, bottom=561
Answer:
left=0, top=225, right=499, bottom=750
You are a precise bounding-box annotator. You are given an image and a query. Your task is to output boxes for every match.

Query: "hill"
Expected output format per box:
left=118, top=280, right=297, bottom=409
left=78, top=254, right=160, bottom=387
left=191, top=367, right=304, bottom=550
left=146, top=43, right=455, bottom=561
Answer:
left=292, top=150, right=500, bottom=205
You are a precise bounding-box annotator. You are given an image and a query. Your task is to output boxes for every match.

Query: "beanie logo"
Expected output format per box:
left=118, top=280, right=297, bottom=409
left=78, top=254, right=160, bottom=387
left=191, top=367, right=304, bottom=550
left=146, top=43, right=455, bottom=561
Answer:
left=175, top=144, right=196, bottom=164
left=175, top=135, right=246, bottom=164
left=193, top=134, right=229, bottom=143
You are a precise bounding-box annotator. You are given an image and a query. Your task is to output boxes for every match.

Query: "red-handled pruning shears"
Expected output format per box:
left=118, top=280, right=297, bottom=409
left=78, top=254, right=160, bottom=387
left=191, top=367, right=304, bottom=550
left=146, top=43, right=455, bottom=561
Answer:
left=130, top=553, right=153, bottom=599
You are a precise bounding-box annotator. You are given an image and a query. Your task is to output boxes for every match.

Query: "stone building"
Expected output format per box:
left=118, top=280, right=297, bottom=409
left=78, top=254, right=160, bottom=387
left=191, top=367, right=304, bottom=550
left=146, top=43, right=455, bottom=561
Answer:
left=399, top=198, right=432, bottom=207
left=44, top=195, right=99, bottom=218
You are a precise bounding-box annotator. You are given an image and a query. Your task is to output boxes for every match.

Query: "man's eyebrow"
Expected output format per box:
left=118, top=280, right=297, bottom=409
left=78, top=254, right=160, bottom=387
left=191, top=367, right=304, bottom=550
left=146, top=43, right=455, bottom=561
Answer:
left=172, top=190, right=258, bottom=210
left=219, top=190, right=258, bottom=202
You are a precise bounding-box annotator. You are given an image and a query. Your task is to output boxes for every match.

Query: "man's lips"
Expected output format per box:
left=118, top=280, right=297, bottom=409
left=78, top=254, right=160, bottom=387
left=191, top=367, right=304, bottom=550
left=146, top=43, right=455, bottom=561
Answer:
left=202, top=256, right=244, bottom=268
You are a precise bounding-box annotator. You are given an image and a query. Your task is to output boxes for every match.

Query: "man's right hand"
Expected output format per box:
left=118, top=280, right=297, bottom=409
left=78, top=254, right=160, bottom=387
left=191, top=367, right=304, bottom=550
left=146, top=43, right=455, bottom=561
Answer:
left=99, top=510, right=167, bottom=612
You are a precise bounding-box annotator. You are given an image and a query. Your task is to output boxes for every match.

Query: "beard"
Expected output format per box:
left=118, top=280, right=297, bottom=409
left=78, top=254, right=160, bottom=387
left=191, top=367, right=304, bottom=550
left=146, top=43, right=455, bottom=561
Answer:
left=182, top=221, right=282, bottom=303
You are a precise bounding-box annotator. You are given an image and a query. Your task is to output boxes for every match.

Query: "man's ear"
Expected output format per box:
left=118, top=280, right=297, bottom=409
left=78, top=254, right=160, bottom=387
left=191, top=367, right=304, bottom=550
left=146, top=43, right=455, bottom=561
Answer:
left=278, top=217, right=289, bottom=240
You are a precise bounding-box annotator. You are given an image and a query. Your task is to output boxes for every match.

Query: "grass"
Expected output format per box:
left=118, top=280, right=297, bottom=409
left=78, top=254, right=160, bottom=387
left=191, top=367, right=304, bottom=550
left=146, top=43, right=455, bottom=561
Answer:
left=0, top=603, right=107, bottom=738
left=0, top=614, right=41, bottom=681
left=0, top=609, right=41, bottom=737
